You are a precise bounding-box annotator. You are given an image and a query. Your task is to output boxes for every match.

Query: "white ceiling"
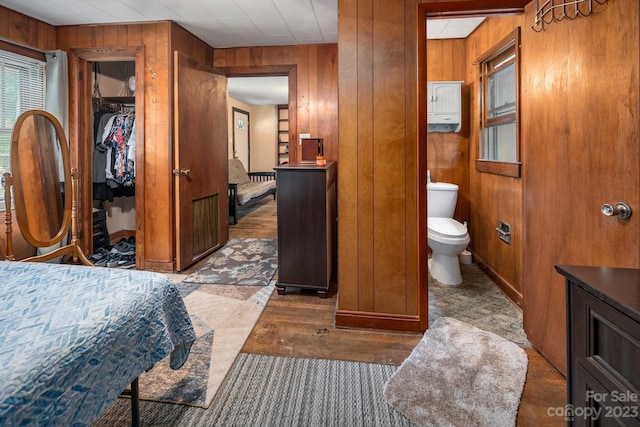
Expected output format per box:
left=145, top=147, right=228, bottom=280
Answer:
left=0, top=0, right=338, bottom=48
left=228, top=76, right=288, bottom=106
left=0, top=0, right=484, bottom=105
left=427, top=17, right=485, bottom=39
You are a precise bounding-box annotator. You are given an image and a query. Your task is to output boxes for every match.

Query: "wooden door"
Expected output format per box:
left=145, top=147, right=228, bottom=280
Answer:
left=174, top=51, right=229, bottom=271
left=521, top=0, right=640, bottom=373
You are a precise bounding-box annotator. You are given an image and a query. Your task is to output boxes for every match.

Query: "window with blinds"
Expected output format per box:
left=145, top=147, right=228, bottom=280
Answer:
left=0, top=50, right=45, bottom=210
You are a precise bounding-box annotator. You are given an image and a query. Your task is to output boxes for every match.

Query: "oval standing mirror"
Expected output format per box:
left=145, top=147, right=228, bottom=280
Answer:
left=10, top=110, right=71, bottom=248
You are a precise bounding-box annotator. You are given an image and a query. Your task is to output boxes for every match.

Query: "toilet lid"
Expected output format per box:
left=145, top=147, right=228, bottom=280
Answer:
left=428, top=217, right=468, bottom=238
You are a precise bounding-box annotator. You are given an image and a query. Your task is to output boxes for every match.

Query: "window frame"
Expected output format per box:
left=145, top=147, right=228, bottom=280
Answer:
left=476, top=27, right=521, bottom=178
left=0, top=42, right=46, bottom=211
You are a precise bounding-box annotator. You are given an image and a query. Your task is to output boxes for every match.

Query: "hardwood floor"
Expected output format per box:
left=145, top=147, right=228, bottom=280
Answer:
left=232, top=197, right=567, bottom=426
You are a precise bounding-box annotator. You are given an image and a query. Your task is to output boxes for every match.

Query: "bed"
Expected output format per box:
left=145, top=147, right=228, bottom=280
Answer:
left=0, top=261, right=196, bottom=426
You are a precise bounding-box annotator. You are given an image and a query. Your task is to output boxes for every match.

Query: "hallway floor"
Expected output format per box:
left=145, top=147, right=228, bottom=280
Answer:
left=233, top=197, right=567, bottom=426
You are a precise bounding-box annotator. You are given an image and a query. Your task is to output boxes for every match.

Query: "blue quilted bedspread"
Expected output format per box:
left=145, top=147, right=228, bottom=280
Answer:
left=0, top=261, right=196, bottom=426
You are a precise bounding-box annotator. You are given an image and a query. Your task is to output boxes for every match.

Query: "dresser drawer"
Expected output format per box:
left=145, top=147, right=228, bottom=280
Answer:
left=571, top=286, right=640, bottom=392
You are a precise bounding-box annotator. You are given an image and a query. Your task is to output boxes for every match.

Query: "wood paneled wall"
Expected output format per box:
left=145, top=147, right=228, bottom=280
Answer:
left=336, top=0, right=423, bottom=331
left=0, top=7, right=55, bottom=51
left=56, top=21, right=214, bottom=271
left=427, top=38, right=469, bottom=225
left=466, top=16, right=525, bottom=305
left=213, top=45, right=338, bottom=163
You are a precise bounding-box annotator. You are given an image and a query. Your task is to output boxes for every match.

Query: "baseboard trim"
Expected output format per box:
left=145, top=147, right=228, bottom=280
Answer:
left=335, top=310, right=424, bottom=333
left=109, top=229, right=135, bottom=243
left=472, top=252, right=523, bottom=309
left=141, top=260, right=175, bottom=273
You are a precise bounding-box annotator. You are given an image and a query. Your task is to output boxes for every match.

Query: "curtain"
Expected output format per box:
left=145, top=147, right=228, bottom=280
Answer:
left=39, top=50, right=69, bottom=261
left=45, top=50, right=69, bottom=138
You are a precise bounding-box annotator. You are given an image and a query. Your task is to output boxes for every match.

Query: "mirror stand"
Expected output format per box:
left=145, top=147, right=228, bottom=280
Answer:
left=3, top=169, right=93, bottom=266
left=3, top=173, right=15, bottom=261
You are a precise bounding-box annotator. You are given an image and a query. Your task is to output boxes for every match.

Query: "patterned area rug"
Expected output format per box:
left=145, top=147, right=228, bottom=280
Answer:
left=183, top=238, right=278, bottom=286
left=384, top=317, right=528, bottom=427
left=137, top=280, right=275, bottom=408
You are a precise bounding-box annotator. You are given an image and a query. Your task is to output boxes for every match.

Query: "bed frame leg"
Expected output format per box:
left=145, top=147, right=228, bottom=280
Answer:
left=130, top=377, right=140, bottom=427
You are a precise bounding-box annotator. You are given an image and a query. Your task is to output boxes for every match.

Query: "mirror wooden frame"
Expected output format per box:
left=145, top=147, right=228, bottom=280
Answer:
left=3, top=110, right=93, bottom=265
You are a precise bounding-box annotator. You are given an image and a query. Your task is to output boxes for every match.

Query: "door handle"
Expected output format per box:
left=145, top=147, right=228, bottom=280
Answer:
left=173, top=168, right=191, bottom=177
left=601, top=202, right=632, bottom=219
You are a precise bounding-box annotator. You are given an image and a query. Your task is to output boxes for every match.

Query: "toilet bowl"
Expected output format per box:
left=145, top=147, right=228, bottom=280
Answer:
left=426, top=181, right=470, bottom=285
left=428, top=217, right=470, bottom=285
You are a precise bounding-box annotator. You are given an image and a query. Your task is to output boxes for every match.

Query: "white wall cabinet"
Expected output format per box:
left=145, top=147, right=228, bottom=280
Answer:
left=427, top=81, right=462, bottom=133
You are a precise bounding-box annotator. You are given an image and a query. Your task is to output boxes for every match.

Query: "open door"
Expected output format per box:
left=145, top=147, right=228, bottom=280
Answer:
left=174, top=51, right=229, bottom=271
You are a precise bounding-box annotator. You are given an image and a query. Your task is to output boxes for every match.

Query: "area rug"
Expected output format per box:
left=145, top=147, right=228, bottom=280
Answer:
left=136, top=280, right=275, bottom=408
left=182, top=238, right=277, bottom=286
left=93, top=354, right=417, bottom=426
left=383, top=317, right=528, bottom=427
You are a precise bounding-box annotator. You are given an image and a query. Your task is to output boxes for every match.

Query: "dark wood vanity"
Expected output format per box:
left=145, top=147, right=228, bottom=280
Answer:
left=555, top=265, right=640, bottom=426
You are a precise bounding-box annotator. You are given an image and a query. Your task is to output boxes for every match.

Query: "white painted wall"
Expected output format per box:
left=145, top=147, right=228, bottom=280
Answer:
left=227, top=98, right=277, bottom=172
left=104, top=197, right=136, bottom=236
left=250, top=105, right=277, bottom=172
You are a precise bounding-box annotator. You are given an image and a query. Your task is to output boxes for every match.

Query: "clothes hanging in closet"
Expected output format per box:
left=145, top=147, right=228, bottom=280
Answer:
left=93, top=111, right=136, bottom=201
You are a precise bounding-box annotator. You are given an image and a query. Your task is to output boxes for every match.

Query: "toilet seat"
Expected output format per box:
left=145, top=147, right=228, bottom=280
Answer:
left=428, top=217, right=468, bottom=239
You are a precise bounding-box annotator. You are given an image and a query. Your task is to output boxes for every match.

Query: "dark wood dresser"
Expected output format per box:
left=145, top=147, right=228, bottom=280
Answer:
left=274, top=162, right=336, bottom=297
left=555, top=265, right=640, bottom=426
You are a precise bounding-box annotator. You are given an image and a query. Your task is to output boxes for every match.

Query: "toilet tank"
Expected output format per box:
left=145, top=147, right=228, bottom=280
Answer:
left=427, top=182, right=458, bottom=217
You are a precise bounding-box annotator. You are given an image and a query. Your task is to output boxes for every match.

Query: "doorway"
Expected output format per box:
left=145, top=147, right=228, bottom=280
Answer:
left=68, top=47, right=144, bottom=267
left=91, top=60, right=137, bottom=260
left=225, top=72, right=293, bottom=169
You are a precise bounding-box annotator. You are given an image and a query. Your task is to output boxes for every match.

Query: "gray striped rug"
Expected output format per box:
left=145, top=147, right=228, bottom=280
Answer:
left=93, top=353, right=416, bottom=426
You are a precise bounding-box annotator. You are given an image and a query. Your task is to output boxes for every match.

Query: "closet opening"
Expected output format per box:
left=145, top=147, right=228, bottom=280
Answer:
left=90, top=60, right=137, bottom=268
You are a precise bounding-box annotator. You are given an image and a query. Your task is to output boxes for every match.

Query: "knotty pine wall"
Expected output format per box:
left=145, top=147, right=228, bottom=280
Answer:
left=0, top=7, right=55, bottom=260
left=56, top=21, right=214, bottom=271
left=466, top=15, right=525, bottom=305
left=336, top=0, right=423, bottom=331
left=212, top=44, right=338, bottom=163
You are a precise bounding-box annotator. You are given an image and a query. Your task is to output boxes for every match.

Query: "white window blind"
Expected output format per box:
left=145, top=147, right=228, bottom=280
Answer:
left=0, top=50, right=45, bottom=210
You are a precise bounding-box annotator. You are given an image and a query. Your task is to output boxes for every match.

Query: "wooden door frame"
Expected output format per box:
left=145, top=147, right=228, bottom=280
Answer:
left=417, top=1, right=528, bottom=330
left=215, top=65, right=297, bottom=163
left=68, top=46, right=145, bottom=265
left=231, top=107, right=251, bottom=170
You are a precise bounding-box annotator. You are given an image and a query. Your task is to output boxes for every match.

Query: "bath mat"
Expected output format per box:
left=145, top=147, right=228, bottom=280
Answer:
left=384, top=316, right=528, bottom=427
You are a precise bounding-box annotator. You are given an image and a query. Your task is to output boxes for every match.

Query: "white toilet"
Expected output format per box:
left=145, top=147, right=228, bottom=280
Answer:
left=427, top=182, right=470, bottom=285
